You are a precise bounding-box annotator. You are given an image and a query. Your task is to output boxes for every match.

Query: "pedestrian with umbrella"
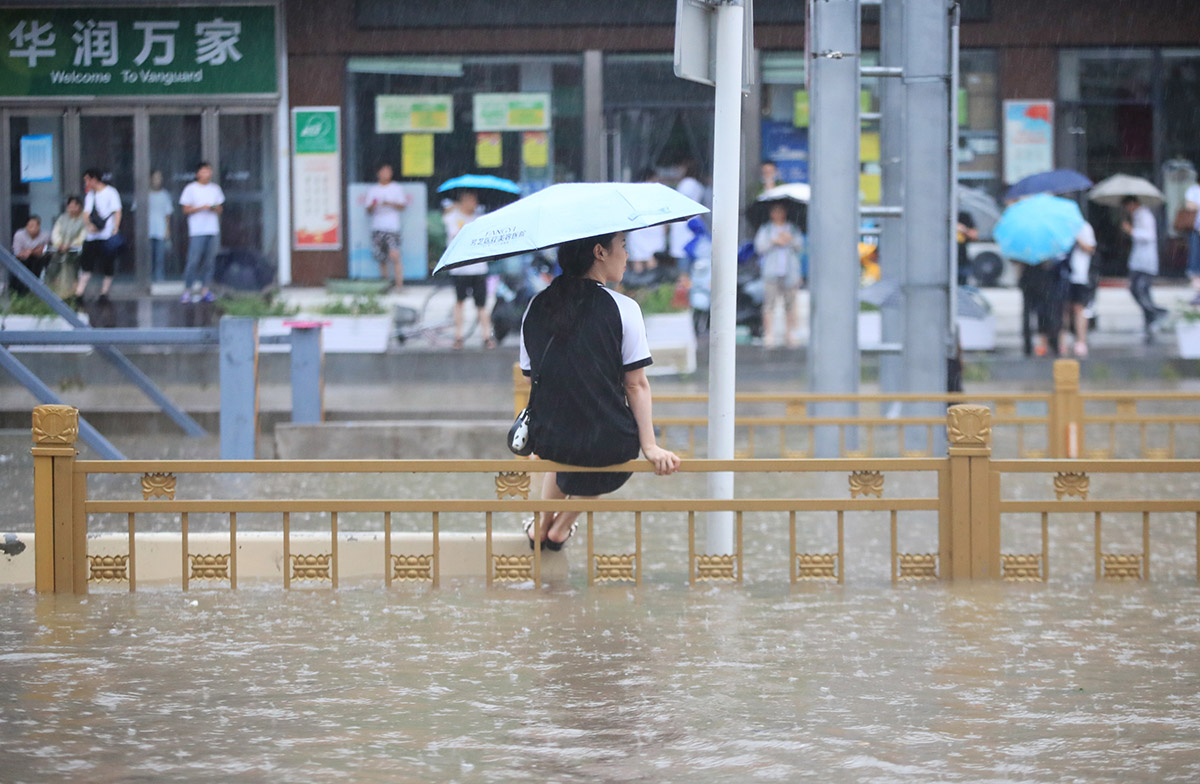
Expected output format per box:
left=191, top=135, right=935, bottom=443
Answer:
left=1089, top=175, right=1169, bottom=342
left=994, top=193, right=1085, bottom=356
left=435, top=182, right=703, bottom=550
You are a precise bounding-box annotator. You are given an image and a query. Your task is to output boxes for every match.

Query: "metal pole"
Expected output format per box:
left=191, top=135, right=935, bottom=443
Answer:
left=705, top=0, right=745, bottom=555
left=219, top=317, right=259, bottom=460
left=901, top=0, right=951, bottom=449
left=879, top=0, right=906, bottom=404
left=289, top=325, right=324, bottom=424
left=808, top=0, right=861, bottom=457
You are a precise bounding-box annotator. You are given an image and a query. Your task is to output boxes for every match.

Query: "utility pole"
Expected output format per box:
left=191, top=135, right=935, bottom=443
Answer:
left=901, top=0, right=952, bottom=442
left=878, top=0, right=906, bottom=402
left=807, top=0, right=862, bottom=456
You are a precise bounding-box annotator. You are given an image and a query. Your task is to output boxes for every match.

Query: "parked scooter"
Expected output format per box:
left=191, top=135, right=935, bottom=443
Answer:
left=490, top=254, right=554, bottom=343
left=687, top=217, right=763, bottom=338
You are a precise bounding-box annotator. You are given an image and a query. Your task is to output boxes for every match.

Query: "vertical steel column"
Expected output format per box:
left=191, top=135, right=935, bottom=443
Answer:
left=807, top=0, right=862, bottom=457
left=583, top=50, right=605, bottom=182
left=219, top=317, right=259, bottom=459
left=901, top=0, right=951, bottom=447
left=878, top=0, right=906, bottom=401
left=133, top=109, right=151, bottom=288
left=705, top=1, right=746, bottom=555
left=289, top=324, right=324, bottom=424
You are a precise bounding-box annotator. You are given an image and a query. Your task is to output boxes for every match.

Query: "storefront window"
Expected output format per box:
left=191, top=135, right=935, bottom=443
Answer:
left=958, top=50, right=1001, bottom=197
left=7, top=115, right=64, bottom=239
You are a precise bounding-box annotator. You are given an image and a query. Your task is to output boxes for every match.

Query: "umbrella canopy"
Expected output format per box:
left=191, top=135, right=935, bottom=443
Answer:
left=433, top=182, right=709, bottom=273
left=437, top=174, right=522, bottom=209
left=1088, top=174, right=1165, bottom=208
left=1004, top=169, right=1093, bottom=202
left=956, top=185, right=1002, bottom=240
left=747, top=182, right=810, bottom=227
left=993, top=193, right=1085, bottom=264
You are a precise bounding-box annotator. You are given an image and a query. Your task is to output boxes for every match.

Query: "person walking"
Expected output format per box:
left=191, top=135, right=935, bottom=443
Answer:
left=1122, top=195, right=1167, bottom=341
left=519, top=231, right=680, bottom=550
left=179, top=162, right=224, bottom=303
left=625, top=168, right=666, bottom=280
left=10, top=215, right=51, bottom=296
left=148, top=170, right=174, bottom=282
left=365, top=162, right=408, bottom=287
left=442, top=189, right=493, bottom=349
left=754, top=203, right=804, bottom=348
left=48, top=196, right=86, bottom=297
left=1182, top=178, right=1200, bottom=305
left=74, top=168, right=122, bottom=304
left=1062, top=220, right=1096, bottom=358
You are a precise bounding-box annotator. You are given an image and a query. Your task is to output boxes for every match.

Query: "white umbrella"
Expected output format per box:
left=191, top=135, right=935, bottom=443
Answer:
left=434, top=182, right=708, bottom=273
left=1088, top=174, right=1165, bottom=208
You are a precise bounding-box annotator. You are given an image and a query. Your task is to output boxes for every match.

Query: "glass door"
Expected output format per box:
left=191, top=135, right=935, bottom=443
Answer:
left=79, top=113, right=136, bottom=279
left=149, top=113, right=203, bottom=282
left=7, top=113, right=64, bottom=247
left=219, top=111, right=277, bottom=272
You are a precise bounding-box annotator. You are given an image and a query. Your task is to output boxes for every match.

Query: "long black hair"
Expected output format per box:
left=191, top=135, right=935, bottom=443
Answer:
left=541, top=232, right=617, bottom=335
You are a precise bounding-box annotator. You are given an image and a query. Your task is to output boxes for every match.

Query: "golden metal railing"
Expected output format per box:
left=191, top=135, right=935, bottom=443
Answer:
left=30, top=403, right=1200, bottom=595
left=515, top=360, right=1200, bottom=459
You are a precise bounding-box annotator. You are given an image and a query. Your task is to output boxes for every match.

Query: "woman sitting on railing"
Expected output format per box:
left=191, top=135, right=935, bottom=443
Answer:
left=520, top=231, right=681, bottom=550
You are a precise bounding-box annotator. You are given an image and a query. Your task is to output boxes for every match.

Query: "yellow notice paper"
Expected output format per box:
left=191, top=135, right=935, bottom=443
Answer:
left=401, top=133, right=434, bottom=177
left=859, top=173, right=881, bottom=205
left=476, top=132, right=502, bottom=168
left=860, top=132, right=880, bottom=163
left=522, top=131, right=548, bottom=168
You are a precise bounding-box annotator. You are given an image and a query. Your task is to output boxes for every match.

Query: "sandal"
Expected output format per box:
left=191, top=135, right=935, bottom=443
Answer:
left=452, top=337, right=464, bottom=350
left=523, top=517, right=539, bottom=551
left=544, top=520, right=579, bottom=552
left=484, top=336, right=498, bottom=350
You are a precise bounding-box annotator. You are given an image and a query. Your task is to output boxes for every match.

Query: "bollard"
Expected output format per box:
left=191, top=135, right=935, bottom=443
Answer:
left=219, top=317, right=259, bottom=459
left=31, top=405, right=86, bottom=594
left=945, top=404, right=999, bottom=579
left=1051, top=359, right=1083, bottom=458
left=287, top=321, right=326, bottom=424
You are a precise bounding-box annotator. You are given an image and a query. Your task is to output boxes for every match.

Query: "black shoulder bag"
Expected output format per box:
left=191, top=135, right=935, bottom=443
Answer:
left=508, top=336, right=554, bottom=456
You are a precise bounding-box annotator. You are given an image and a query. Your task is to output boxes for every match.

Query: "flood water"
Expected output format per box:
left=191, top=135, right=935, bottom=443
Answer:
left=3, top=432, right=1200, bottom=781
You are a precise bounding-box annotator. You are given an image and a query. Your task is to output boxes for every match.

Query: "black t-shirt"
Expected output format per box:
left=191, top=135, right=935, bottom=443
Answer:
left=520, top=280, right=652, bottom=466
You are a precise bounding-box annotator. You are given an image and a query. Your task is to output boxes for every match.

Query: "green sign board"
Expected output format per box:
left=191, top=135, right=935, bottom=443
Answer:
left=376, top=94, right=453, bottom=134
left=293, top=109, right=338, bottom=154
left=473, top=92, right=551, bottom=132
left=0, top=5, right=277, bottom=97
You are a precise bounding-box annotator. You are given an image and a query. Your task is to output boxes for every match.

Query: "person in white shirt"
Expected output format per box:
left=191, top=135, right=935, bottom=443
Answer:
left=1063, top=221, right=1096, bottom=358
left=74, top=168, right=122, bottom=303
left=179, top=162, right=225, bottom=303
left=442, top=189, right=494, bottom=349
left=1121, top=196, right=1167, bottom=341
left=625, top=168, right=666, bottom=277
left=754, top=203, right=804, bottom=349
left=365, top=163, right=408, bottom=287
left=1183, top=181, right=1200, bottom=305
left=148, top=170, right=174, bottom=282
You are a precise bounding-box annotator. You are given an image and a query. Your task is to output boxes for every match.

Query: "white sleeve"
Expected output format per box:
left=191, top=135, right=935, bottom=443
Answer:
left=518, top=300, right=533, bottom=374
left=179, top=184, right=194, bottom=207
left=614, top=293, right=652, bottom=370
left=1187, top=184, right=1200, bottom=207
left=214, top=185, right=225, bottom=206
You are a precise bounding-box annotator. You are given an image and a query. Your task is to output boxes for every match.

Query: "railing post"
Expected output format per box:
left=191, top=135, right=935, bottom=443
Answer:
left=287, top=322, right=325, bottom=424
left=31, top=405, right=86, bottom=594
left=1051, top=359, right=1082, bottom=458
left=945, top=404, right=998, bottom=579
left=219, top=317, right=260, bottom=460
left=513, top=362, right=528, bottom=416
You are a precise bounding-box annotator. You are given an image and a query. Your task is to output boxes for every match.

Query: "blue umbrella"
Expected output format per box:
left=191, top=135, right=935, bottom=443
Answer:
left=1004, top=169, right=1093, bottom=202
left=434, top=182, right=708, bottom=272
left=993, top=193, right=1085, bottom=264
left=437, top=174, right=521, bottom=209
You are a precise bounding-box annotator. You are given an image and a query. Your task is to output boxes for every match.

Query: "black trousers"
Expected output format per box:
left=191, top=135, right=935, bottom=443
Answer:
left=1129, top=271, right=1165, bottom=330
left=8, top=253, right=49, bottom=296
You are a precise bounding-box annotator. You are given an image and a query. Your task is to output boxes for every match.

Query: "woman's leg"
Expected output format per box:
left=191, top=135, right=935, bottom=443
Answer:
left=537, top=471, right=595, bottom=545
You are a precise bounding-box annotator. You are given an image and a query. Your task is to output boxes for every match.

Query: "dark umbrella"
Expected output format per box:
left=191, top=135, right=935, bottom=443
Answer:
left=1004, top=169, right=1093, bottom=202
left=746, top=183, right=809, bottom=229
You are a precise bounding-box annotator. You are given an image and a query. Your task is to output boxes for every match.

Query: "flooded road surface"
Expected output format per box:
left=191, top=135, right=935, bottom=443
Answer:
left=3, top=580, right=1199, bottom=783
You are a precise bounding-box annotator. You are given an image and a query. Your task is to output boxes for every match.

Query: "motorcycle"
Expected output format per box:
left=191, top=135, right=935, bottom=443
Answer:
left=686, top=218, right=764, bottom=338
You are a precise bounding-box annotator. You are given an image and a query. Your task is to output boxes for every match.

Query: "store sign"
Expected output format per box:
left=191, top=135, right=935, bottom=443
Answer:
left=473, top=93, right=550, bottom=132
left=1003, top=100, right=1054, bottom=184
left=0, top=5, right=277, bottom=97
left=292, top=107, right=342, bottom=251
left=376, top=95, right=453, bottom=133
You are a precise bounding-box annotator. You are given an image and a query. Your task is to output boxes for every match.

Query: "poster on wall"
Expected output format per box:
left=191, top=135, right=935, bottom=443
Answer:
left=473, top=92, right=550, bottom=132
left=347, top=182, right=428, bottom=281
left=19, top=134, right=53, bottom=182
left=476, top=132, right=502, bottom=168
left=292, top=106, right=341, bottom=250
left=1003, top=100, right=1054, bottom=184
left=376, top=95, right=453, bottom=133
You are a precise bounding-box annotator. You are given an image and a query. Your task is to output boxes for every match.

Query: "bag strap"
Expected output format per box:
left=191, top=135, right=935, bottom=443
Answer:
left=526, top=334, right=555, bottom=411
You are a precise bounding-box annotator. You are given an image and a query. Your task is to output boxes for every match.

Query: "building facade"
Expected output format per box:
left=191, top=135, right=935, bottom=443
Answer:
left=3, top=1, right=1199, bottom=288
